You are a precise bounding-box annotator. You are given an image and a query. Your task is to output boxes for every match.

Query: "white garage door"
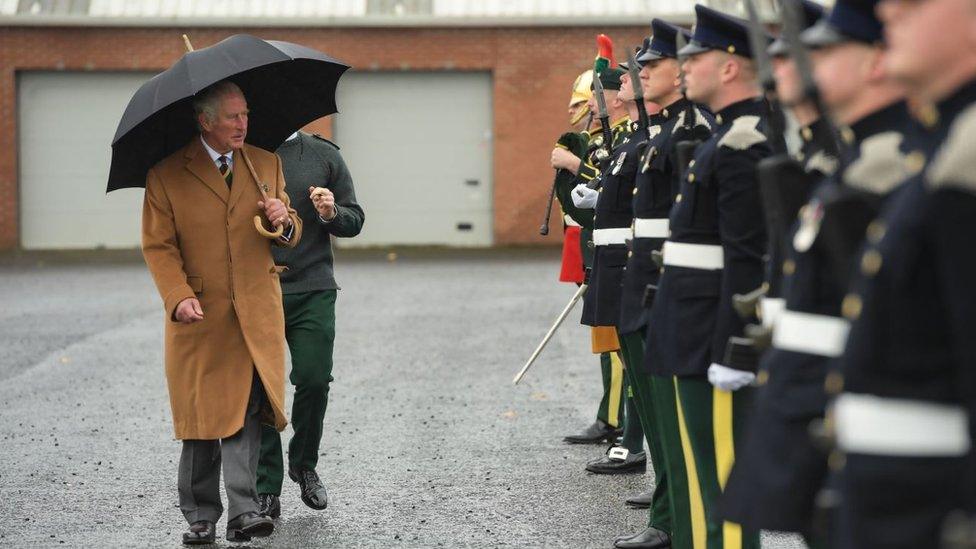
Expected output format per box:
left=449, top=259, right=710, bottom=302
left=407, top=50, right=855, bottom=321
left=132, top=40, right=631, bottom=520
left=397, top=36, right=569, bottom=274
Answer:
left=333, top=71, right=493, bottom=247
left=19, top=71, right=154, bottom=250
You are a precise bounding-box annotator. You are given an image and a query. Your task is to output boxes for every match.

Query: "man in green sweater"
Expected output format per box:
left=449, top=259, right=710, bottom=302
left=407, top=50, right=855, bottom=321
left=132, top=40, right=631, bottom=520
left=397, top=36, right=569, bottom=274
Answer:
left=257, top=131, right=365, bottom=518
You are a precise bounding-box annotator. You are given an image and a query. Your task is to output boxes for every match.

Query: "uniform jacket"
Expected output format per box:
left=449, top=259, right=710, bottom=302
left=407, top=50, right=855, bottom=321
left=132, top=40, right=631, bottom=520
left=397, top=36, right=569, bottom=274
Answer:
left=645, top=97, right=775, bottom=376
left=142, top=139, right=302, bottom=440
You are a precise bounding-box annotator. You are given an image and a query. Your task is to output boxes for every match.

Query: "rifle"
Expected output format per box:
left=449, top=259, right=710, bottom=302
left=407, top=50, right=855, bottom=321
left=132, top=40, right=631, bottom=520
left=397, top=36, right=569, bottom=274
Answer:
left=627, top=47, right=650, bottom=133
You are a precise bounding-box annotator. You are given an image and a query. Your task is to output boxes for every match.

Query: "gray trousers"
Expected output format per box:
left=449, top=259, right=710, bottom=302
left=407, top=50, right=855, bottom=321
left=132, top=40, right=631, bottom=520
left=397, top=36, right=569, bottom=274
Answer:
left=178, top=372, right=266, bottom=524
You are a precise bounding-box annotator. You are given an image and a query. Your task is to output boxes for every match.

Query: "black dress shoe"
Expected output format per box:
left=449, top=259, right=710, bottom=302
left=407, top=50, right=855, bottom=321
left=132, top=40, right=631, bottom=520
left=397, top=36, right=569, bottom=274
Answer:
left=614, top=526, right=671, bottom=548
left=182, top=520, right=215, bottom=545
left=258, top=493, right=280, bottom=518
left=563, top=420, right=622, bottom=444
left=226, top=511, right=274, bottom=542
left=625, top=489, right=653, bottom=509
left=289, top=468, right=329, bottom=510
left=585, top=446, right=647, bottom=475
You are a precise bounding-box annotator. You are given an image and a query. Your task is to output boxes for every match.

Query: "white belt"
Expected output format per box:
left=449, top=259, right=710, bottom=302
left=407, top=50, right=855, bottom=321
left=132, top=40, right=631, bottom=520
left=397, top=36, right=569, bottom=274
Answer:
left=593, top=228, right=631, bottom=246
left=772, top=309, right=850, bottom=357
left=633, top=218, right=670, bottom=239
left=563, top=214, right=581, bottom=228
left=662, top=241, right=724, bottom=270
left=834, top=393, right=971, bottom=457
left=760, top=297, right=786, bottom=329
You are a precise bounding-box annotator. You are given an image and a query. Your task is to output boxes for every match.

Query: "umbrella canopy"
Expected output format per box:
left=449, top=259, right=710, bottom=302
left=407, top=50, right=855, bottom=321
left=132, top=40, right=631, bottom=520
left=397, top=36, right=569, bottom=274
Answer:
left=107, top=34, right=350, bottom=192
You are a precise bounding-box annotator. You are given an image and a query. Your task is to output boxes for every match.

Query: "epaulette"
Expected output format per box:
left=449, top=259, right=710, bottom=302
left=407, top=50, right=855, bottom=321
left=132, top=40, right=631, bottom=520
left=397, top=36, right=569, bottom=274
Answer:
left=804, top=150, right=839, bottom=177
left=672, top=108, right=713, bottom=135
left=717, top=115, right=766, bottom=150
left=843, top=131, right=909, bottom=194
left=311, top=134, right=340, bottom=150
left=927, top=104, right=976, bottom=191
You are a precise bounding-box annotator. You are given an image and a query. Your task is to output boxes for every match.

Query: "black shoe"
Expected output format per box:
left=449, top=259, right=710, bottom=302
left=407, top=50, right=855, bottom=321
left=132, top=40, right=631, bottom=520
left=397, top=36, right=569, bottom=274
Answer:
left=625, top=489, right=653, bottom=509
left=614, top=526, right=671, bottom=548
left=258, top=493, right=280, bottom=519
left=585, top=446, right=647, bottom=475
left=226, top=511, right=274, bottom=542
left=289, top=467, right=329, bottom=510
left=563, top=420, right=622, bottom=444
left=182, top=520, right=215, bottom=545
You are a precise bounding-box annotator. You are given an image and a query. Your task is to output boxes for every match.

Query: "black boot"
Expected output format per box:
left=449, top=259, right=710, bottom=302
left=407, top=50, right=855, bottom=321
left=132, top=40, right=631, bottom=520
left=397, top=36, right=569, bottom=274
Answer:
left=258, top=493, right=280, bottom=518
left=289, top=468, right=329, bottom=510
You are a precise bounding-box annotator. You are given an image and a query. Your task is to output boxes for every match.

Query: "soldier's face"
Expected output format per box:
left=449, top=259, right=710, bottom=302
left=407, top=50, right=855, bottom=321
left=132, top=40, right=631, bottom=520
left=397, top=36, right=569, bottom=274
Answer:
left=772, top=56, right=804, bottom=107
left=811, top=43, right=878, bottom=123
left=641, top=59, right=682, bottom=104
left=199, top=93, right=248, bottom=152
left=568, top=102, right=589, bottom=130
left=878, top=0, right=976, bottom=99
left=618, top=72, right=636, bottom=102
left=682, top=51, right=723, bottom=106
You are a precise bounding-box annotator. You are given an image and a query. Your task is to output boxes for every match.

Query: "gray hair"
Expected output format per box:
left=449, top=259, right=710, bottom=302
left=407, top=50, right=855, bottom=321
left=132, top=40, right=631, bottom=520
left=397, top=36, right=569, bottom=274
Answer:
left=192, top=81, right=244, bottom=130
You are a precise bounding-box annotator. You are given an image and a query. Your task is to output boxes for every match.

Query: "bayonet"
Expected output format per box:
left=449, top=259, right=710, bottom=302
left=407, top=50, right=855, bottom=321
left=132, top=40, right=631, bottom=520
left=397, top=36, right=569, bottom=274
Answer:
left=627, top=47, right=650, bottom=132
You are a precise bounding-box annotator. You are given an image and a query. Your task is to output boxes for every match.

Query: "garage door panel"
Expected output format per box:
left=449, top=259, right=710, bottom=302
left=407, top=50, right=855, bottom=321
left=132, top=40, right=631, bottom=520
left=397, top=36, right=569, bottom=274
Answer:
left=334, top=71, right=493, bottom=247
left=19, top=71, right=154, bottom=250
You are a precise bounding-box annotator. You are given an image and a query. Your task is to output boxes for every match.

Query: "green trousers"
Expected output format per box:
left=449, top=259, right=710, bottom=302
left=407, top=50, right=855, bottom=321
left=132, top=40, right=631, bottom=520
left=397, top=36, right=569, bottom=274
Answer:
left=675, top=376, right=760, bottom=549
left=619, top=331, right=669, bottom=532
left=597, top=352, right=625, bottom=428
left=257, top=290, right=336, bottom=496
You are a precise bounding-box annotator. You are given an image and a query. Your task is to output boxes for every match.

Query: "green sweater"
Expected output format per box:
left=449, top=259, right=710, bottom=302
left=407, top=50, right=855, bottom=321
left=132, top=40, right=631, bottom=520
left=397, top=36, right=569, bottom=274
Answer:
left=273, top=132, right=365, bottom=294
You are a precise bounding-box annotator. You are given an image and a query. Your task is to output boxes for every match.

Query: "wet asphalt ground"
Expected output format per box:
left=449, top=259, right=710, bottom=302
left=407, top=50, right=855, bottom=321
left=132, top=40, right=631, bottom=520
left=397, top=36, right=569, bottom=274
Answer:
left=0, top=250, right=804, bottom=548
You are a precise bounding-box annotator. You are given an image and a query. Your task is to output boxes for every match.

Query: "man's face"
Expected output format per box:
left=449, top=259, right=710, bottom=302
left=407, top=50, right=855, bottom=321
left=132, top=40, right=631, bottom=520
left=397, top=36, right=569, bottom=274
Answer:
left=810, top=42, right=876, bottom=115
left=618, top=72, right=635, bottom=102
left=772, top=56, right=804, bottom=106
left=199, top=92, right=248, bottom=152
left=640, top=58, right=682, bottom=104
left=568, top=101, right=590, bottom=130
left=878, top=0, right=976, bottom=89
left=682, top=51, right=724, bottom=106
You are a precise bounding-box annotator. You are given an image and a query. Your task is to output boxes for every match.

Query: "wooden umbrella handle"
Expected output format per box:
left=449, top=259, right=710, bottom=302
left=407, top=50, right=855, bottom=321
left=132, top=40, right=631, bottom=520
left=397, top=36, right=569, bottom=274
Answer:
left=240, top=148, right=285, bottom=239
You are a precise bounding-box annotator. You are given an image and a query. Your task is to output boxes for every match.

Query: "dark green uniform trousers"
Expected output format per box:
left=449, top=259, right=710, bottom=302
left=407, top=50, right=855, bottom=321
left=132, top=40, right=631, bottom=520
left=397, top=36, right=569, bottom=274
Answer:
left=257, top=290, right=336, bottom=496
left=597, top=352, right=626, bottom=428
left=675, top=376, right=760, bottom=549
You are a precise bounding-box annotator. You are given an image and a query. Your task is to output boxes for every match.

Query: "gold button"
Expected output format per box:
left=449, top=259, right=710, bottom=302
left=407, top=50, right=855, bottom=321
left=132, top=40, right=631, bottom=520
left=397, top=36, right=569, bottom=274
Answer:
left=824, top=371, right=844, bottom=395
left=918, top=102, right=940, bottom=128
left=841, top=127, right=855, bottom=144
left=801, top=127, right=813, bottom=141
left=866, top=220, right=886, bottom=244
left=662, top=108, right=669, bottom=118
left=727, top=45, right=736, bottom=54
left=716, top=114, right=723, bottom=125
left=782, top=259, right=796, bottom=276
left=632, top=187, right=638, bottom=196
left=689, top=160, right=696, bottom=167
left=861, top=250, right=883, bottom=276
left=628, top=251, right=633, bottom=258
left=756, top=370, right=769, bottom=386
left=688, top=173, right=695, bottom=183
left=599, top=188, right=604, bottom=193
left=842, top=294, right=863, bottom=320
left=675, top=194, right=683, bottom=203
left=905, top=150, right=926, bottom=174
left=828, top=450, right=846, bottom=471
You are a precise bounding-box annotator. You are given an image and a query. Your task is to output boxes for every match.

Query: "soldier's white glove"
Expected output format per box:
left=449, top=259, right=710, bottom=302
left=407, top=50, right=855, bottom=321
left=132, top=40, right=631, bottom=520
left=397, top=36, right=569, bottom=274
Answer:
left=572, top=184, right=599, bottom=209
left=707, top=363, right=756, bottom=392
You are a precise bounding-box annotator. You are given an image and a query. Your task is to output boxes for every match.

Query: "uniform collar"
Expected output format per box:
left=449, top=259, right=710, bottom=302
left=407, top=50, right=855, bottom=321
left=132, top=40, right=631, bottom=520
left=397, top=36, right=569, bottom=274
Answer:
left=931, top=77, right=976, bottom=133
left=658, top=96, right=692, bottom=122
left=612, top=116, right=632, bottom=130
left=845, top=100, right=910, bottom=145
left=713, top=97, right=765, bottom=127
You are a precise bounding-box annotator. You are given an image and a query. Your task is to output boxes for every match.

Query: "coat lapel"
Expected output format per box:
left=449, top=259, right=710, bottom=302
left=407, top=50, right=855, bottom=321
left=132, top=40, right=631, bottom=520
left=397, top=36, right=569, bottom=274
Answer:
left=184, top=139, right=230, bottom=205
left=227, top=145, right=254, bottom=211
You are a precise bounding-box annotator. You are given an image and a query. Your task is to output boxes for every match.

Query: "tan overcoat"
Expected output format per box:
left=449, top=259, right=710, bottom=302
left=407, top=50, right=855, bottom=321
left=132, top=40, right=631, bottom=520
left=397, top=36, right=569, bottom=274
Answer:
left=141, top=138, right=302, bottom=440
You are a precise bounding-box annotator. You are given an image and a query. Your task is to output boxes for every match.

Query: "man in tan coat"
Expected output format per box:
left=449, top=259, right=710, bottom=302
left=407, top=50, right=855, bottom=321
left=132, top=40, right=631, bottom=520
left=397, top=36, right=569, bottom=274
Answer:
left=141, top=80, right=302, bottom=545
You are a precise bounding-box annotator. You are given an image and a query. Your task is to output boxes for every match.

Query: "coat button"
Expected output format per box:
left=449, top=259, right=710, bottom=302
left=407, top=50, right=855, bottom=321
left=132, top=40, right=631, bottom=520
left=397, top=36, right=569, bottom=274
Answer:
left=905, top=150, right=926, bottom=174
left=824, top=371, right=844, bottom=395
left=842, top=294, right=862, bottom=320
left=801, top=126, right=813, bottom=142
left=632, top=187, right=638, bottom=196
left=866, top=220, right=886, bottom=244
left=828, top=450, right=846, bottom=471
left=628, top=251, right=633, bottom=258
left=782, top=259, right=796, bottom=276
left=688, top=173, right=695, bottom=183
left=675, top=194, right=683, bottom=203
left=689, top=160, right=696, bottom=167
left=756, top=370, right=769, bottom=386
left=860, top=250, right=883, bottom=276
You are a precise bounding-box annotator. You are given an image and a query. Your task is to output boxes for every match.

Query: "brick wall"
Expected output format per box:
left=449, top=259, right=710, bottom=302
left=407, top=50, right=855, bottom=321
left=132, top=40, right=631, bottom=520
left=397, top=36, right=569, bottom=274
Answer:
left=0, top=24, right=648, bottom=250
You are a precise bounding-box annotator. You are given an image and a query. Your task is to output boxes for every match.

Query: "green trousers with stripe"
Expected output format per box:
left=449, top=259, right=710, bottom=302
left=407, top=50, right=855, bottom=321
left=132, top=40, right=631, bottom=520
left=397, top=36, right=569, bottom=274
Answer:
left=597, top=352, right=625, bottom=428
left=257, top=290, right=337, bottom=496
left=675, top=375, right=760, bottom=549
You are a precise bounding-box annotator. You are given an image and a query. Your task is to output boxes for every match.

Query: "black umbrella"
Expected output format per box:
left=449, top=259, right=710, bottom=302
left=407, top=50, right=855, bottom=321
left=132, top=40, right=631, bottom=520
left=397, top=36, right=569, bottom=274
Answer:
left=107, top=34, right=350, bottom=193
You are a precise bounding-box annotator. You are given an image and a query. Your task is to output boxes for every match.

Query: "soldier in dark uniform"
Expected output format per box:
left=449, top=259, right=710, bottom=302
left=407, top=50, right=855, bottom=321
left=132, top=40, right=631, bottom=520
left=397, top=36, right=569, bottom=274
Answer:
left=643, top=5, right=779, bottom=548
left=570, top=64, right=652, bottom=475
left=718, top=0, right=915, bottom=545
left=613, top=20, right=715, bottom=549
left=829, top=0, right=976, bottom=544
left=552, top=39, right=633, bottom=447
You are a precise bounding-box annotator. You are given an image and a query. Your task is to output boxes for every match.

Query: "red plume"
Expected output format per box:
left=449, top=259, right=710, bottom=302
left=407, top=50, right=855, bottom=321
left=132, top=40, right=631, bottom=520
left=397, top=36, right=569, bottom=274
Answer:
left=596, top=34, right=616, bottom=68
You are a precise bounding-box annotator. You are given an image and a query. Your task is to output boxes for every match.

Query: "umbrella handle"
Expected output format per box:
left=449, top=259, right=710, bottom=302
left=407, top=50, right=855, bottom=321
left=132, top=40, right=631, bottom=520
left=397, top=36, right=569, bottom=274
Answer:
left=240, top=148, right=286, bottom=240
